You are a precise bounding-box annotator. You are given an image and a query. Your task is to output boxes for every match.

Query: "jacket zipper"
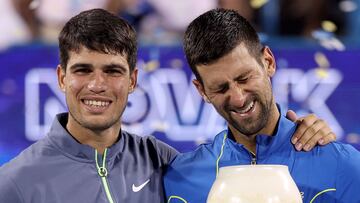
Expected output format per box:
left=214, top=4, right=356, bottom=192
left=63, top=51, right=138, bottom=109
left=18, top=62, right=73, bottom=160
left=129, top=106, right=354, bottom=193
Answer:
left=95, top=149, right=115, bottom=203
left=249, top=151, right=257, bottom=165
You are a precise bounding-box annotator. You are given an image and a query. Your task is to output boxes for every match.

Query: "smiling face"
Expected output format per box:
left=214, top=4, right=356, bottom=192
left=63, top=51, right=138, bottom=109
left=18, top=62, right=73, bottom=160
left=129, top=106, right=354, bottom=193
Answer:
left=193, top=43, right=278, bottom=137
left=57, top=47, right=137, bottom=135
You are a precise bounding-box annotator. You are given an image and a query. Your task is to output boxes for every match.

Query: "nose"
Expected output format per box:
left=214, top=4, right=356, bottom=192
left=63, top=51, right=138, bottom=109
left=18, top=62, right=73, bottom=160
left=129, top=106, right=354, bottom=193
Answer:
left=226, top=83, right=246, bottom=108
left=87, top=72, right=106, bottom=93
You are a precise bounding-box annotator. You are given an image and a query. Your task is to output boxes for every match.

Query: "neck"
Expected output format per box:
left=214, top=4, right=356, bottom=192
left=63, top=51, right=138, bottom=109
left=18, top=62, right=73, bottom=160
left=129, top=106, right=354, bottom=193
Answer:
left=66, top=117, right=121, bottom=154
left=230, top=103, right=280, bottom=155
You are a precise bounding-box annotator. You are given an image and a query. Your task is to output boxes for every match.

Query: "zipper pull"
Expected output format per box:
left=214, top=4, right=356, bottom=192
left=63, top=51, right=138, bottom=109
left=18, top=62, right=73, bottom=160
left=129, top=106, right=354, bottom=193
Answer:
left=98, top=167, right=108, bottom=177
left=251, top=156, right=257, bottom=165
left=249, top=150, right=257, bottom=165
left=95, top=149, right=109, bottom=177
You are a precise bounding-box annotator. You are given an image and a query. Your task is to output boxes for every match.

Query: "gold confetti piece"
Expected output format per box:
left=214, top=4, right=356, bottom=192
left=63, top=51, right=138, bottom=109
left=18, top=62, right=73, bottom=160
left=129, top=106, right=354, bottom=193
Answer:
left=321, top=20, right=337, bottom=33
left=314, top=52, right=330, bottom=79
left=250, top=0, right=268, bottom=9
left=144, top=60, right=159, bottom=72
left=314, top=52, right=330, bottom=68
left=315, top=68, right=329, bottom=79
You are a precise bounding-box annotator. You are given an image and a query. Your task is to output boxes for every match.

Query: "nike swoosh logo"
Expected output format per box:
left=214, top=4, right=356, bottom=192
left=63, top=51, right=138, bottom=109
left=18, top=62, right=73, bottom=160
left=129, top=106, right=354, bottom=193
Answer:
left=132, top=179, right=150, bottom=192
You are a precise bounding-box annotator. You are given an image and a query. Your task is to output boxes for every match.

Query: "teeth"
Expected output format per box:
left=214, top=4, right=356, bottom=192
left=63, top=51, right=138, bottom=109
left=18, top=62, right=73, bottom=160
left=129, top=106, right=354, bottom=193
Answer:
left=237, top=101, right=254, bottom=114
left=84, top=100, right=110, bottom=107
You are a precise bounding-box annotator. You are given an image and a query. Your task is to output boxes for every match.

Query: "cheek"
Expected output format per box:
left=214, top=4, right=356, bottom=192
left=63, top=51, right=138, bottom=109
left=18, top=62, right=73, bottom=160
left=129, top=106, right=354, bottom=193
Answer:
left=112, top=79, right=130, bottom=94
left=66, top=77, right=84, bottom=94
left=210, top=96, right=227, bottom=110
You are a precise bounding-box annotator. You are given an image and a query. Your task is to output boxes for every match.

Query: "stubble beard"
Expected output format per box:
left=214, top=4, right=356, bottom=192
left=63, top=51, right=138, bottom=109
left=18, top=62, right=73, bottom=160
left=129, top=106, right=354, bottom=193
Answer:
left=69, top=110, right=121, bottom=132
left=227, top=93, right=273, bottom=136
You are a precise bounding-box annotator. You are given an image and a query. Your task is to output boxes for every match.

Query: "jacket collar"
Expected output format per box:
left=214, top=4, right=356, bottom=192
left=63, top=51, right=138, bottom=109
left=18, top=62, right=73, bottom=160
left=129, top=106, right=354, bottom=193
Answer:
left=47, top=113, right=126, bottom=162
left=214, top=105, right=297, bottom=159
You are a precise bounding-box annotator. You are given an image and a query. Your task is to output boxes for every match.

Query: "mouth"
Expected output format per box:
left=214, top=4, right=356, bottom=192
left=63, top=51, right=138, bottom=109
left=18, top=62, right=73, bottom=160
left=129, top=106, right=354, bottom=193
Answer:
left=82, top=99, right=111, bottom=107
left=81, top=98, right=112, bottom=113
left=230, top=100, right=255, bottom=116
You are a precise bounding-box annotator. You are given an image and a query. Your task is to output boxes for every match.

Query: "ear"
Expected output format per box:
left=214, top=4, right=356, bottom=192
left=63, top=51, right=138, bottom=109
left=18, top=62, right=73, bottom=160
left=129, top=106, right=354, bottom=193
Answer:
left=129, top=68, right=138, bottom=93
left=56, top=65, right=66, bottom=92
left=192, top=79, right=210, bottom=103
left=262, top=46, right=276, bottom=77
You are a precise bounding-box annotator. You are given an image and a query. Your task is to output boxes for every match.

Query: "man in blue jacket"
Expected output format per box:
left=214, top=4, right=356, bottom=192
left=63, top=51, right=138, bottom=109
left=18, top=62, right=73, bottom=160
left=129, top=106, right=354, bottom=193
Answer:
left=164, top=8, right=360, bottom=203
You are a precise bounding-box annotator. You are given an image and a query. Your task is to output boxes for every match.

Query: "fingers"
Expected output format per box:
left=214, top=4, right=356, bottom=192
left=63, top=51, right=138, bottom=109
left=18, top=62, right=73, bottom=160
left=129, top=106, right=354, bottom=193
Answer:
left=317, top=131, right=336, bottom=145
left=301, top=121, right=332, bottom=151
left=291, top=114, right=317, bottom=147
left=291, top=114, right=335, bottom=151
left=286, top=110, right=298, bottom=122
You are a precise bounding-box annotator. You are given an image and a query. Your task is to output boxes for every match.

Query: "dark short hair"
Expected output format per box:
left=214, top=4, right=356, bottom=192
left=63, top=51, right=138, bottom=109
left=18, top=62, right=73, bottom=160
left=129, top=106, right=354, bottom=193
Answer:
left=59, top=8, right=137, bottom=72
left=184, top=8, right=263, bottom=82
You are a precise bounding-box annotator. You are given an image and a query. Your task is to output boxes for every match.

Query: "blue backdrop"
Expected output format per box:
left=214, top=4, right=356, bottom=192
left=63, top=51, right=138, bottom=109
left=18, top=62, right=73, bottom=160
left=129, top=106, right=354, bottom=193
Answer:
left=1, top=45, right=359, bottom=165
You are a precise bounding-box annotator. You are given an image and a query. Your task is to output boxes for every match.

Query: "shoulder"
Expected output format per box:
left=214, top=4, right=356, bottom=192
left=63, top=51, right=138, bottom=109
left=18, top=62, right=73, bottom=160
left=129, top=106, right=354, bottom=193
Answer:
left=0, top=138, right=51, bottom=174
left=165, top=130, right=228, bottom=181
left=325, top=142, right=360, bottom=201
left=315, top=141, right=360, bottom=160
left=171, top=143, right=215, bottom=167
left=164, top=135, right=224, bottom=203
left=295, top=142, right=360, bottom=168
left=122, top=130, right=178, bottom=153
left=307, top=142, right=360, bottom=183
left=0, top=174, right=24, bottom=202
left=170, top=130, right=228, bottom=168
left=0, top=139, right=52, bottom=201
left=329, top=142, right=360, bottom=171
left=121, top=130, right=179, bottom=164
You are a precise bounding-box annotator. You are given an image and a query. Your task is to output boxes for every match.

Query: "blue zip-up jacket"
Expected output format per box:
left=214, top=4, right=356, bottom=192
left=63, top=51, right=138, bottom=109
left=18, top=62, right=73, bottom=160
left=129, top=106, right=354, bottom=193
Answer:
left=0, top=113, right=178, bottom=203
left=164, top=114, right=360, bottom=203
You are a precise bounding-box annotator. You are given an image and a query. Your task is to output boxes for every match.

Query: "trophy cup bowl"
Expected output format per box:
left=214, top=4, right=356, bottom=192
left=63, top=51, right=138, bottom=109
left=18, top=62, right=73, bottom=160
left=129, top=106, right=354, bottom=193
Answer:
left=207, top=165, right=302, bottom=203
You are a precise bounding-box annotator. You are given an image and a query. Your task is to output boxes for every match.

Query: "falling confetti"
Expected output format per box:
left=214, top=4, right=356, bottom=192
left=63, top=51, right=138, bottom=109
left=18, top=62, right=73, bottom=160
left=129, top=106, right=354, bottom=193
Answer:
left=144, top=60, right=159, bottom=72
left=311, top=30, right=346, bottom=51
left=314, top=52, right=330, bottom=79
left=314, top=52, right=330, bottom=68
left=319, top=37, right=346, bottom=51
left=315, top=69, right=329, bottom=79
left=321, top=20, right=337, bottom=33
left=250, top=0, right=269, bottom=9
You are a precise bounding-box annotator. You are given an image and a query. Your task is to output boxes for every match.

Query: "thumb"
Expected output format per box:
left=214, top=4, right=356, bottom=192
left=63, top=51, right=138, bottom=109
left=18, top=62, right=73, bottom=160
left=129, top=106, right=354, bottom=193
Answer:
left=286, top=110, right=298, bottom=122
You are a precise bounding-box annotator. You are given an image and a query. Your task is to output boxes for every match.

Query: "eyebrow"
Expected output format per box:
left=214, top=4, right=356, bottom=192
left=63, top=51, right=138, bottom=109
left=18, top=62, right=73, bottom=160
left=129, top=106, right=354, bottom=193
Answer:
left=68, top=63, right=128, bottom=73
left=207, top=70, right=252, bottom=90
left=234, top=70, right=251, bottom=81
left=104, top=63, right=128, bottom=73
left=69, top=63, right=93, bottom=70
left=208, top=81, right=227, bottom=91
